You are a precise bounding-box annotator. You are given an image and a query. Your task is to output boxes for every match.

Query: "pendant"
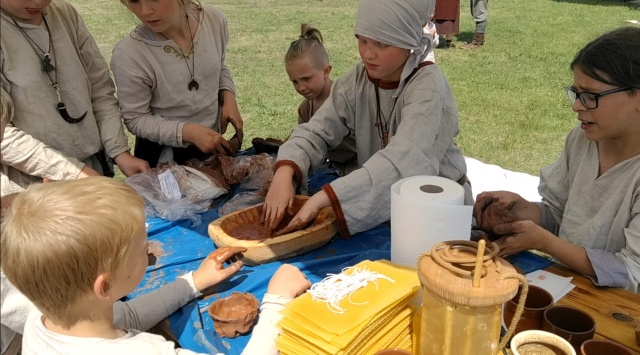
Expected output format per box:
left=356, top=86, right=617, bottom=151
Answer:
left=382, top=132, right=389, bottom=146
left=42, top=54, right=55, bottom=73
left=56, top=102, right=87, bottom=124
left=188, top=78, right=199, bottom=91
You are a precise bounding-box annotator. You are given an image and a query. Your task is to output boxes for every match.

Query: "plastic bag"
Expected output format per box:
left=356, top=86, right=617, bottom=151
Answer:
left=218, top=191, right=266, bottom=217
left=125, top=164, right=228, bottom=226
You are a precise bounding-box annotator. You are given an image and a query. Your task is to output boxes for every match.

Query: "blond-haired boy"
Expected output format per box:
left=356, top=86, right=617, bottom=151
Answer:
left=1, top=88, right=36, bottom=355
left=1, top=177, right=244, bottom=354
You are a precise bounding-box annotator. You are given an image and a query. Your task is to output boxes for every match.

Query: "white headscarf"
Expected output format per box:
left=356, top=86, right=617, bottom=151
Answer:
left=355, top=0, right=435, bottom=97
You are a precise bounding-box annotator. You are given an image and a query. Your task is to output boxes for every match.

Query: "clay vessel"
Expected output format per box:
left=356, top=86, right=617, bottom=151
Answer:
left=208, top=292, right=259, bottom=338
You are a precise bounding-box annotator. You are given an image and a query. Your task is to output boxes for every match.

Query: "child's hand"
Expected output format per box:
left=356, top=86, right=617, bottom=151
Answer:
left=114, top=152, right=150, bottom=176
left=267, top=264, right=311, bottom=298
left=76, top=166, right=101, bottom=179
left=220, top=102, right=244, bottom=145
left=183, top=123, right=234, bottom=156
left=192, top=247, right=246, bottom=292
left=261, top=165, right=296, bottom=231
left=276, top=190, right=330, bottom=236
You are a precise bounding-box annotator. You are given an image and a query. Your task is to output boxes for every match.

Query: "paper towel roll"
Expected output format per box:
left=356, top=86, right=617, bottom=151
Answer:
left=391, top=176, right=472, bottom=267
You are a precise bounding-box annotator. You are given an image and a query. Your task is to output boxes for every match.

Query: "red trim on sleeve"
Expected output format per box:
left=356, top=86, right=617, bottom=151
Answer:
left=322, top=184, right=351, bottom=239
left=274, top=160, right=303, bottom=194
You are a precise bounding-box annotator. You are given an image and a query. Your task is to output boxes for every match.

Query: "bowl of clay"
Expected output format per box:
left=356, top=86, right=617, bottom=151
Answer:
left=209, top=195, right=337, bottom=265
left=208, top=292, right=260, bottom=338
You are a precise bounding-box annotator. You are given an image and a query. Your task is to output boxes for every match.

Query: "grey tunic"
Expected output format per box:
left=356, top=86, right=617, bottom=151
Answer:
left=538, top=126, right=640, bottom=292
left=110, top=4, right=235, bottom=148
left=278, top=62, right=471, bottom=236
left=0, top=0, right=131, bottom=195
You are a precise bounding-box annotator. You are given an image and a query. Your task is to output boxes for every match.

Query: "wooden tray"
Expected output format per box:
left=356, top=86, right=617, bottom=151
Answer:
left=209, top=195, right=337, bottom=265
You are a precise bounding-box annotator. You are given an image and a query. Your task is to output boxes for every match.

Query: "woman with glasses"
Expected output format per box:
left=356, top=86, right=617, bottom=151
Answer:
left=473, top=26, right=640, bottom=293
left=0, top=0, right=149, bottom=198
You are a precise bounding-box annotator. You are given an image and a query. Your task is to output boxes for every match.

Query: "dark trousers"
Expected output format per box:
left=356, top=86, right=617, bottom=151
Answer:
left=134, top=137, right=210, bottom=168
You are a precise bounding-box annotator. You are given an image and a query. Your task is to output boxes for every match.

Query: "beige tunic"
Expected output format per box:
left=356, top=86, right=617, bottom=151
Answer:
left=110, top=4, right=235, bottom=148
left=538, top=126, right=640, bottom=292
left=297, top=98, right=357, bottom=173
left=0, top=0, right=130, bottom=196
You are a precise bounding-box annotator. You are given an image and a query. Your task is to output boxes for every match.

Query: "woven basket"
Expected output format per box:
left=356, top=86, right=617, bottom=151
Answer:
left=209, top=195, right=337, bottom=265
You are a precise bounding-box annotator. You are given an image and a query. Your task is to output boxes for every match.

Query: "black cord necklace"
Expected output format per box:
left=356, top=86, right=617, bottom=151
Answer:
left=374, top=81, right=398, bottom=148
left=5, top=11, right=86, bottom=123
left=159, top=14, right=198, bottom=91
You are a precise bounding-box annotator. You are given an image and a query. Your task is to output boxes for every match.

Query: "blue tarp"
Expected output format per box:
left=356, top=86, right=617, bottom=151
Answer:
left=129, top=205, right=552, bottom=354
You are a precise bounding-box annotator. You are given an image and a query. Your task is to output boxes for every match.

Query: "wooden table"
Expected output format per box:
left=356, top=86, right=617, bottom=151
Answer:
left=547, top=264, right=640, bottom=353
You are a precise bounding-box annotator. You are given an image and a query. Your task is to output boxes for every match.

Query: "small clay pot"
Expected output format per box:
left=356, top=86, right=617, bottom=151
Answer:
left=208, top=292, right=259, bottom=338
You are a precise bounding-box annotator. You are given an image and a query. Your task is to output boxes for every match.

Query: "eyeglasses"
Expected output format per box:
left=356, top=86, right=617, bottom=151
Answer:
left=566, top=86, right=633, bottom=109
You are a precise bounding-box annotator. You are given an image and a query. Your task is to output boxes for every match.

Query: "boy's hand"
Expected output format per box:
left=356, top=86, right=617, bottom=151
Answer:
left=267, top=264, right=311, bottom=298
left=192, top=247, right=246, bottom=292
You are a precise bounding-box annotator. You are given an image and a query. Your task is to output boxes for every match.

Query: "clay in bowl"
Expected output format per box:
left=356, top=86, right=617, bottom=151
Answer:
left=208, top=292, right=259, bottom=338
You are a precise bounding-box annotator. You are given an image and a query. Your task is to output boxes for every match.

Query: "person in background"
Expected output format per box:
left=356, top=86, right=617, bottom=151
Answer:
left=432, top=0, right=459, bottom=48
left=424, top=15, right=439, bottom=62
left=284, top=23, right=357, bottom=176
left=473, top=27, right=640, bottom=293
left=112, top=0, right=243, bottom=167
left=459, top=0, right=488, bottom=49
left=1, top=177, right=311, bottom=354
left=0, top=0, right=149, bottom=199
left=262, top=0, right=471, bottom=238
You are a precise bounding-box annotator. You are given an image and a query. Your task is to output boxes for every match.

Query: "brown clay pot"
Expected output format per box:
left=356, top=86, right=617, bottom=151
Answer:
left=208, top=292, right=259, bottom=338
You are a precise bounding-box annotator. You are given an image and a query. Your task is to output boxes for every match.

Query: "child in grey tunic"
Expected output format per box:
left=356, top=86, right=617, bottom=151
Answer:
left=473, top=27, right=640, bottom=293
left=263, top=0, right=471, bottom=238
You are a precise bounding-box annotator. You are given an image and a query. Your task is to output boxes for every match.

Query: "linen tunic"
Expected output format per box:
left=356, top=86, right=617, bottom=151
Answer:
left=537, top=126, right=640, bottom=292
left=0, top=0, right=131, bottom=196
left=110, top=4, right=235, bottom=148
left=278, top=62, right=471, bottom=237
left=297, top=98, right=357, bottom=171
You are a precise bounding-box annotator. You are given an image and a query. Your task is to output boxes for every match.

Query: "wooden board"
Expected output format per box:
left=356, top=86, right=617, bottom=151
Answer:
left=209, top=196, right=337, bottom=265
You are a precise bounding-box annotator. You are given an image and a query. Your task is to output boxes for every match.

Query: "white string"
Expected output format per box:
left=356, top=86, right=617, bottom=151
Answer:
left=307, top=266, right=395, bottom=314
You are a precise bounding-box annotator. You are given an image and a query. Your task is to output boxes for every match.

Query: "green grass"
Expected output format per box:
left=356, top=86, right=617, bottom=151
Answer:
left=72, top=0, right=639, bottom=176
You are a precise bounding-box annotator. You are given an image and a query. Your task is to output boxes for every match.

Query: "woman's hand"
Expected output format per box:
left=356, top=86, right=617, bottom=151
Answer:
left=261, top=165, right=296, bottom=231
left=267, top=264, right=311, bottom=298
left=114, top=152, right=150, bottom=177
left=276, top=190, right=330, bottom=236
left=493, top=220, right=549, bottom=257
left=183, top=123, right=234, bottom=155
left=219, top=90, right=244, bottom=146
left=192, top=247, right=246, bottom=292
left=473, top=191, right=540, bottom=228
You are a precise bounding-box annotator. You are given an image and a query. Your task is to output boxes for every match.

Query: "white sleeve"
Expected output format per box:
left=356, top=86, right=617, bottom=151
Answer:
left=1, top=272, right=36, bottom=354
left=113, top=272, right=201, bottom=331
left=241, top=294, right=293, bottom=355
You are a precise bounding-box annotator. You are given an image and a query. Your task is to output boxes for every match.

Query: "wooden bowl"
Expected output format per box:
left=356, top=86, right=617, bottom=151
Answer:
left=209, top=195, right=337, bottom=265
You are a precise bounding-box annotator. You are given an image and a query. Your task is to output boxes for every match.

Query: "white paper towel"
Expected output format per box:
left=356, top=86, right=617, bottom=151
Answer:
left=391, top=176, right=473, bottom=267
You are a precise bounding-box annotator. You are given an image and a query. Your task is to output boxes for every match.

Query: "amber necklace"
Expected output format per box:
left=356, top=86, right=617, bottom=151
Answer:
left=159, top=14, right=198, bottom=91
left=4, top=10, right=86, bottom=123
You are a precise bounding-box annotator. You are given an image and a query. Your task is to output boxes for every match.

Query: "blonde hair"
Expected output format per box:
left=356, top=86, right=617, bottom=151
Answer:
left=285, top=23, right=329, bottom=68
left=1, top=177, right=145, bottom=326
left=1, top=88, right=13, bottom=131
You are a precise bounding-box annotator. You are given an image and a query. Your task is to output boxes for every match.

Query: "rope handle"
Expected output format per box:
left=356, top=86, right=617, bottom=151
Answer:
left=497, top=273, right=528, bottom=351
